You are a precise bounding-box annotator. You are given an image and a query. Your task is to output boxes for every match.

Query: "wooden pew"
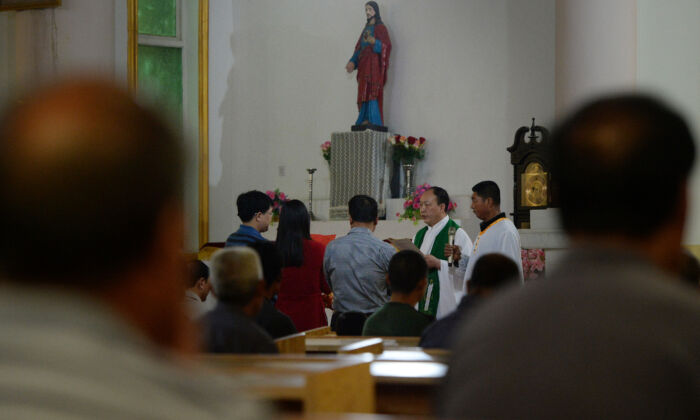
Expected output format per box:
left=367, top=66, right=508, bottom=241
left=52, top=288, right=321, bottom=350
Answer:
left=198, top=354, right=375, bottom=413
left=199, top=350, right=448, bottom=416
left=289, top=346, right=448, bottom=415
left=302, top=325, right=331, bottom=336
left=306, top=337, right=377, bottom=353
left=275, top=332, right=306, bottom=354
left=338, top=338, right=383, bottom=355
left=305, top=336, right=420, bottom=353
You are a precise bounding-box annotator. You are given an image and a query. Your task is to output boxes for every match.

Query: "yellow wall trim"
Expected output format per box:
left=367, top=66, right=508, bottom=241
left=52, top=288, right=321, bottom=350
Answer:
left=198, top=0, right=209, bottom=249
left=126, top=0, right=138, bottom=92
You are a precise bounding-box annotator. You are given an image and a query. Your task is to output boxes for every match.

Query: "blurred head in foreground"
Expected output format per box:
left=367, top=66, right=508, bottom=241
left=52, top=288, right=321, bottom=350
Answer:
left=551, top=94, right=695, bottom=273
left=0, top=79, right=188, bottom=350
left=467, top=253, right=520, bottom=296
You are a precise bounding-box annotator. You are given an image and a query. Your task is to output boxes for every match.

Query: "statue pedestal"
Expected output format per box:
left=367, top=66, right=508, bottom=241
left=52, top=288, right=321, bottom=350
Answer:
left=329, top=130, right=389, bottom=220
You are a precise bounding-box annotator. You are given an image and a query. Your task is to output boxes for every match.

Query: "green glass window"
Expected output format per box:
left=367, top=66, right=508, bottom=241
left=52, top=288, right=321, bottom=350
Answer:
left=138, top=0, right=177, bottom=37
left=138, top=45, right=182, bottom=125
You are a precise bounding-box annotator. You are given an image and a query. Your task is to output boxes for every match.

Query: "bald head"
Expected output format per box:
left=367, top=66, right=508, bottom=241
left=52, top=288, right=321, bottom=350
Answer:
left=0, top=80, right=182, bottom=284
left=551, top=94, right=695, bottom=237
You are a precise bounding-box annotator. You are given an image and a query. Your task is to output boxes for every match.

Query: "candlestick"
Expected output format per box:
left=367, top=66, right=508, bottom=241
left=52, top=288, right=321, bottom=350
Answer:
left=306, top=168, right=317, bottom=220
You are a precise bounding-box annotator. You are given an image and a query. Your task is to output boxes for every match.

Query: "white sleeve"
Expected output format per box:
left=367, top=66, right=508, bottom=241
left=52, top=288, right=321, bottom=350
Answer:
left=453, top=229, right=472, bottom=284
left=436, top=259, right=457, bottom=319
left=500, top=229, right=524, bottom=282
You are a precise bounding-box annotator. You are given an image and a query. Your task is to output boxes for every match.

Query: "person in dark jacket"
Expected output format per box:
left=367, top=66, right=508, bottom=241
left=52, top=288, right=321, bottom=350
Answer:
left=362, top=250, right=433, bottom=336
left=202, top=247, right=277, bottom=354
left=249, top=241, right=297, bottom=339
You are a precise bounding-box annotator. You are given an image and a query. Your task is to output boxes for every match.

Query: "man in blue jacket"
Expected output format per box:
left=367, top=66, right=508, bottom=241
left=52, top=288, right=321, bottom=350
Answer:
left=225, top=190, right=273, bottom=247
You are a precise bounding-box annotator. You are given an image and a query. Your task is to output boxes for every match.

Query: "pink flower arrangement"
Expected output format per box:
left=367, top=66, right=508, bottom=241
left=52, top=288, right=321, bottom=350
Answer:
left=521, top=248, right=545, bottom=281
left=320, top=141, right=331, bottom=163
left=397, top=183, right=457, bottom=224
left=387, top=133, right=426, bottom=164
left=266, top=188, right=288, bottom=217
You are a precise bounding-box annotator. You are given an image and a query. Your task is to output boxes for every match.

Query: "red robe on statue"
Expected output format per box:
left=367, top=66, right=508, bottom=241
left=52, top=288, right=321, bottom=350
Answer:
left=352, top=23, right=391, bottom=122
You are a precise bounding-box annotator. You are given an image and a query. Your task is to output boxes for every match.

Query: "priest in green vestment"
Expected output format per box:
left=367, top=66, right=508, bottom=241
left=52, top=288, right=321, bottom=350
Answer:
left=412, top=187, right=473, bottom=319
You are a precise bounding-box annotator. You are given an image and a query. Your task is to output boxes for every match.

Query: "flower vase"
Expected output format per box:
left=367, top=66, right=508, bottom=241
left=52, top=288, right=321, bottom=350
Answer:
left=402, top=162, right=415, bottom=197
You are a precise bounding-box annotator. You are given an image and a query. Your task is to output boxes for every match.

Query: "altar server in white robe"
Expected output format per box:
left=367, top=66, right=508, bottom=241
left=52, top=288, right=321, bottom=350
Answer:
left=413, top=187, right=473, bottom=319
left=463, top=181, right=523, bottom=291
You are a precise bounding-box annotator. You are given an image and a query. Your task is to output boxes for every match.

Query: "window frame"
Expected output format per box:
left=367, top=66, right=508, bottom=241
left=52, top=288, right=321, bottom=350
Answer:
left=126, top=0, right=209, bottom=250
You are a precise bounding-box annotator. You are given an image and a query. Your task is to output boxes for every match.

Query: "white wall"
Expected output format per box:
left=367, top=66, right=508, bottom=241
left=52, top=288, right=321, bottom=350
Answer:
left=208, top=0, right=556, bottom=240
left=637, top=0, right=700, bottom=245
left=555, top=0, right=637, bottom=116
left=0, top=0, right=115, bottom=107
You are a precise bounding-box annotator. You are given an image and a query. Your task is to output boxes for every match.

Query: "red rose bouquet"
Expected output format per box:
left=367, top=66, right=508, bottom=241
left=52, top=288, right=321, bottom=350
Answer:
left=387, top=134, right=426, bottom=164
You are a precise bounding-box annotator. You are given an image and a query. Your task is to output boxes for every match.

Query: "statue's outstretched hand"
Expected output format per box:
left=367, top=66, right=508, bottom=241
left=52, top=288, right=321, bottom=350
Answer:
left=345, top=62, right=355, bottom=73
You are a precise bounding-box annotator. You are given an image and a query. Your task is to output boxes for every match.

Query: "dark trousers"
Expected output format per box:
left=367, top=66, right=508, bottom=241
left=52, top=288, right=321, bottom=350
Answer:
left=330, top=310, right=373, bottom=335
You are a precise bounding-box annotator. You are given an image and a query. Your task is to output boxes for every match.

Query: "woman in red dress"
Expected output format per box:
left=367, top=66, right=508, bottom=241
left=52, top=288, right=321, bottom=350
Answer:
left=275, top=200, right=331, bottom=332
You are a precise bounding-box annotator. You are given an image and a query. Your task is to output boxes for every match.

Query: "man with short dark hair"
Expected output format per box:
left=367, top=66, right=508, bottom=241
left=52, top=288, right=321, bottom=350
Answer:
left=202, top=247, right=278, bottom=354
left=441, top=94, right=700, bottom=419
left=324, top=195, right=396, bottom=330
left=413, top=186, right=473, bottom=319
left=461, top=180, right=523, bottom=290
left=248, top=241, right=297, bottom=339
left=225, top=190, right=273, bottom=247
left=362, top=250, right=434, bottom=336
left=185, top=259, right=212, bottom=319
left=0, top=80, right=266, bottom=418
left=420, top=253, right=519, bottom=349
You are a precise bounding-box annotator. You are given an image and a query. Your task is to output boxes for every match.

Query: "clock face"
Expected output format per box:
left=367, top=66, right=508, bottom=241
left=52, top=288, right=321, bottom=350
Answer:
left=521, top=162, right=548, bottom=207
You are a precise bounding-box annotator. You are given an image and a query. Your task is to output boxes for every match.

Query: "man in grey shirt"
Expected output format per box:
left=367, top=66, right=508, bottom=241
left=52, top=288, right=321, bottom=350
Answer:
left=324, top=195, right=396, bottom=329
left=440, top=94, right=700, bottom=419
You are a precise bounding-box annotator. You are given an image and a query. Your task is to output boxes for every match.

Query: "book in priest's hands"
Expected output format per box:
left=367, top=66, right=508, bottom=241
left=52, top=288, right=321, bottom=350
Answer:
left=384, top=238, right=422, bottom=254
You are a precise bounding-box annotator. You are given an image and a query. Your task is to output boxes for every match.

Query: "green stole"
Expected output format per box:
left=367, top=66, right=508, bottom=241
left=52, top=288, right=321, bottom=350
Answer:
left=413, top=218, right=460, bottom=317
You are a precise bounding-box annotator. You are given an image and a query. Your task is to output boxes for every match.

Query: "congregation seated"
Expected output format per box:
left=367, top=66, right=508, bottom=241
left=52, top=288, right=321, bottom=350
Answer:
left=225, top=190, right=272, bottom=247
left=363, top=250, right=434, bottom=337
left=275, top=199, right=332, bottom=331
left=419, top=253, right=519, bottom=349
left=184, top=259, right=213, bottom=319
left=324, top=195, right=396, bottom=330
left=0, top=80, right=267, bottom=417
left=248, top=240, right=298, bottom=339
left=202, top=247, right=278, bottom=354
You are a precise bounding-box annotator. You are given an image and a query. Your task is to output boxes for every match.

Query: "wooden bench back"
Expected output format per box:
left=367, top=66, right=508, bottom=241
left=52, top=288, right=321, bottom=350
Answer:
left=302, top=325, right=331, bottom=336
left=338, top=337, right=384, bottom=354
left=274, top=332, right=306, bottom=354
